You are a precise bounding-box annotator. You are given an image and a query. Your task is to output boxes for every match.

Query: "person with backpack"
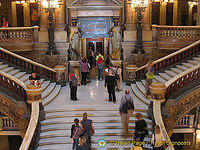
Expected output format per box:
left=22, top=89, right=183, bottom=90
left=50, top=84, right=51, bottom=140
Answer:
left=95, top=52, right=104, bottom=80
left=81, top=112, right=94, bottom=149
left=119, top=90, right=134, bottom=134
left=69, top=67, right=80, bottom=101
left=70, top=118, right=82, bottom=150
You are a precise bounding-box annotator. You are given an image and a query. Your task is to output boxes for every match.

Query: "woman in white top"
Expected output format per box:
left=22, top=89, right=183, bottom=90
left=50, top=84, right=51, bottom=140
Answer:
left=152, top=125, right=165, bottom=150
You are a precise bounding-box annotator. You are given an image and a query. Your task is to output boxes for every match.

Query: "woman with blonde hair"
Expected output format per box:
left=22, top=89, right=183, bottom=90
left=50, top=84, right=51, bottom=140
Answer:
left=78, top=136, right=90, bottom=150
left=145, top=60, right=154, bottom=95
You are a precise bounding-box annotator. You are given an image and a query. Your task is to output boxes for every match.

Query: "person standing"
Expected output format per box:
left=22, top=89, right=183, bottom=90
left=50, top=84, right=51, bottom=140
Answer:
left=70, top=118, right=82, bottom=150
left=115, top=66, right=122, bottom=91
left=81, top=112, right=94, bottom=149
left=69, top=67, right=80, bottom=101
left=105, top=69, right=117, bottom=103
left=29, top=72, right=41, bottom=86
left=145, top=61, right=154, bottom=95
left=135, top=113, right=148, bottom=142
left=2, top=17, right=8, bottom=28
left=78, top=58, right=89, bottom=85
left=119, top=90, right=134, bottom=134
left=95, top=52, right=104, bottom=80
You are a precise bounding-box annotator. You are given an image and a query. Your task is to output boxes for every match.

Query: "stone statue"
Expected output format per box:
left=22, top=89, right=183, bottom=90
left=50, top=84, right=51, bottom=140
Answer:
left=69, top=20, right=83, bottom=60
left=108, top=21, right=123, bottom=61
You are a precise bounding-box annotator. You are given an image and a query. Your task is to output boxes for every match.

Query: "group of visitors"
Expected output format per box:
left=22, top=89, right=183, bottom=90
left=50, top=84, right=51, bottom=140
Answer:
left=70, top=112, right=94, bottom=150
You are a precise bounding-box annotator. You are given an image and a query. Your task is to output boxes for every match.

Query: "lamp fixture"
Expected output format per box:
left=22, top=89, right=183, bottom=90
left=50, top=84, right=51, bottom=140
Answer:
left=188, top=1, right=198, bottom=7
left=15, top=0, right=40, bottom=4
left=151, top=0, right=174, bottom=3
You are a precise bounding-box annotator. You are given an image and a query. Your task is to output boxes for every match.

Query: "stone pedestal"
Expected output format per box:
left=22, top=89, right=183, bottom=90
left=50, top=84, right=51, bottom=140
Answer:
left=150, top=82, right=167, bottom=103
left=125, top=64, right=137, bottom=86
left=54, top=65, right=67, bottom=84
left=26, top=85, right=43, bottom=104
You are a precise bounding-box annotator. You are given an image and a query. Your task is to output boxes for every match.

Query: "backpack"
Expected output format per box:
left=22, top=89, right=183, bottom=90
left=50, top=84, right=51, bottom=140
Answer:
left=70, top=73, right=78, bottom=87
left=120, top=96, right=134, bottom=113
left=97, top=56, right=103, bottom=65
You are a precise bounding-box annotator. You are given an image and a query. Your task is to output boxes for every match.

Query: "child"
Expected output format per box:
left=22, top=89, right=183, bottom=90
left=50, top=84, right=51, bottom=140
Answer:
left=71, top=118, right=82, bottom=150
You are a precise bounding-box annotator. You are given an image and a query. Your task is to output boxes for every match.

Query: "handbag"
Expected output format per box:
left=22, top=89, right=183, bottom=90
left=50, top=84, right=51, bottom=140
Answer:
left=89, top=125, right=94, bottom=135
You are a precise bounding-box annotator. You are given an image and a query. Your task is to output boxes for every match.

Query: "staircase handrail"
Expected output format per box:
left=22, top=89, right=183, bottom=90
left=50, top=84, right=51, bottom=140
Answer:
left=0, top=47, right=56, bottom=81
left=0, top=70, right=27, bottom=101
left=19, top=101, right=40, bottom=150
left=0, top=26, right=39, bottom=30
left=135, top=40, right=200, bottom=80
left=165, top=63, right=200, bottom=99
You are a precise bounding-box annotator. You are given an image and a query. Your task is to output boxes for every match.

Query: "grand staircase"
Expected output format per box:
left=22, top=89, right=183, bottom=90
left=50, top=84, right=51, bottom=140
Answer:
left=131, top=55, right=200, bottom=106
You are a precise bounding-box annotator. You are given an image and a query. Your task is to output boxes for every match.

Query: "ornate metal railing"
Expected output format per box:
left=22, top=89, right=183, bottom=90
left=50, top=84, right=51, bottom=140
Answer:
left=135, top=40, right=200, bottom=80
left=175, top=114, right=195, bottom=128
left=152, top=25, right=200, bottom=41
left=165, top=64, right=200, bottom=99
left=0, top=47, right=57, bottom=81
left=0, top=26, right=39, bottom=42
left=163, top=88, right=200, bottom=137
left=0, top=117, right=18, bottom=130
left=0, top=70, right=27, bottom=101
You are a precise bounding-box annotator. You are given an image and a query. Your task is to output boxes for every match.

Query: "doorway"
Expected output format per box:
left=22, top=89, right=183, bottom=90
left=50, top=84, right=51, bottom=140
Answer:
left=87, top=38, right=104, bottom=59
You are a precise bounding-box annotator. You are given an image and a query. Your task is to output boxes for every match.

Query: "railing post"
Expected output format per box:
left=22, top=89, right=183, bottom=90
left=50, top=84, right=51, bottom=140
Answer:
left=189, top=115, right=195, bottom=128
left=150, top=82, right=174, bottom=150
left=125, top=65, right=137, bottom=86
left=152, top=25, right=157, bottom=41
left=0, top=116, right=3, bottom=130
left=54, top=65, right=67, bottom=85
left=33, top=26, right=39, bottom=42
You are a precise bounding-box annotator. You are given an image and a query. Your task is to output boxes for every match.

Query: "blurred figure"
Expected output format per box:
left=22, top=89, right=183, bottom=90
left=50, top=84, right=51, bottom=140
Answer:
left=70, top=118, right=82, bottom=150
left=145, top=61, right=154, bottom=95
left=115, top=66, right=122, bottom=91
left=69, top=67, right=80, bottom=101
left=2, top=17, right=8, bottom=28
left=95, top=52, right=104, bottom=80
left=78, top=58, right=89, bottom=85
left=119, top=90, right=134, bottom=134
left=29, top=72, right=41, bottom=86
left=78, top=136, right=90, bottom=150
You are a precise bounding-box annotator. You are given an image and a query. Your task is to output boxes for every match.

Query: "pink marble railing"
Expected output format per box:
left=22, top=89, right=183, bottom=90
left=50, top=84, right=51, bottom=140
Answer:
left=152, top=25, right=200, bottom=41
left=175, top=114, right=195, bottom=128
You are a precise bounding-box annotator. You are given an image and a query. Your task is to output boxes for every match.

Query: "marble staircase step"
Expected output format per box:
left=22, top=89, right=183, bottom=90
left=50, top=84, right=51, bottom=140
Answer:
left=158, top=73, right=172, bottom=81
left=42, top=85, right=62, bottom=106
left=0, top=62, right=3, bottom=65
left=19, top=74, right=30, bottom=83
left=0, top=64, right=9, bottom=70
left=153, top=75, right=166, bottom=84
left=176, top=65, right=188, bottom=71
left=41, top=81, right=51, bottom=91
left=192, top=58, right=200, bottom=63
left=131, top=84, right=150, bottom=106
left=45, top=111, right=148, bottom=119
left=164, top=70, right=177, bottom=77
left=42, top=83, right=56, bottom=99
left=135, top=82, right=147, bottom=97
left=171, top=68, right=183, bottom=74
left=14, top=72, right=26, bottom=79
left=7, top=69, right=20, bottom=76
left=2, top=67, right=14, bottom=73
left=182, top=63, right=194, bottom=69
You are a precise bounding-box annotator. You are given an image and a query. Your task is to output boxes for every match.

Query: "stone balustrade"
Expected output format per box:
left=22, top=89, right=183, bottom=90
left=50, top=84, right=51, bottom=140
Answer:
left=135, top=40, right=200, bottom=80
left=175, top=114, right=195, bottom=128
left=0, top=117, right=18, bottom=131
left=0, top=26, right=39, bottom=42
left=152, top=25, right=200, bottom=42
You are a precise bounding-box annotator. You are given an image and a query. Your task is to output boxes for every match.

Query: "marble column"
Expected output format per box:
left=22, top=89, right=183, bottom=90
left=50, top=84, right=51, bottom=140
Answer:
left=197, top=0, right=200, bottom=25
left=188, top=5, right=193, bottom=26
left=173, top=0, right=178, bottom=25
left=159, top=2, right=167, bottom=25
left=23, top=3, right=31, bottom=26
left=55, top=0, right=66, bottom=30
left=40, top=0, right=48, bottom=30
left=143, top=4, right=151, bottom=30
left=11, top=2, right=17, bottom=27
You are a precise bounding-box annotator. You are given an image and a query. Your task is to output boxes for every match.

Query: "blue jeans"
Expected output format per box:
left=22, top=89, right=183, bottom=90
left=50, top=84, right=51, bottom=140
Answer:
left=97, top=64, right=103, bottom=79
left=73, top=138, right=79, bottom=150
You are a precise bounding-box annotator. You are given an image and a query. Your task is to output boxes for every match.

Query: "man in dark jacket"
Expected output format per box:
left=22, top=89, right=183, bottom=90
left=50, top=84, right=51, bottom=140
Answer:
left=119, top=90, right=134, bottom=134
